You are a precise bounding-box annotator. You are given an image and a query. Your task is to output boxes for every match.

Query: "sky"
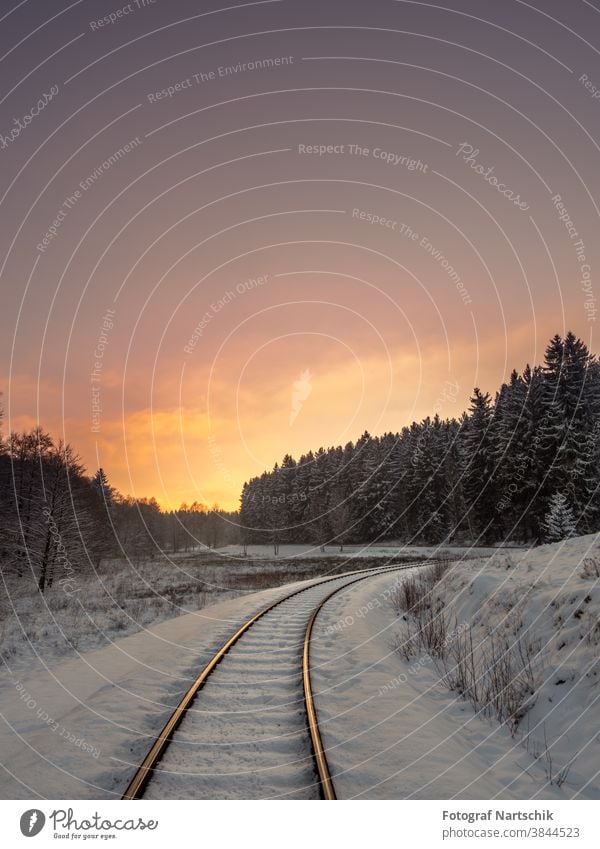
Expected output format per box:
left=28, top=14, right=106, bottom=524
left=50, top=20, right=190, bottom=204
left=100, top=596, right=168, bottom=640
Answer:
left=1, top=0, right=599, bottom=509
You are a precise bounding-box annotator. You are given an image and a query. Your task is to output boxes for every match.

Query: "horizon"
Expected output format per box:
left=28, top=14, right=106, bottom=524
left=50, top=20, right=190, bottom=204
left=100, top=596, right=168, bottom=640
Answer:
left=3, top=328, right=597, bottom=511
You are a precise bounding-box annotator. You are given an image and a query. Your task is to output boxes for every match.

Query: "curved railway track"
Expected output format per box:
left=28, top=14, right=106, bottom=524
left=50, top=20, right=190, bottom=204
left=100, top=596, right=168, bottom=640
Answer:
left=123, top=561, right=427, bottom=801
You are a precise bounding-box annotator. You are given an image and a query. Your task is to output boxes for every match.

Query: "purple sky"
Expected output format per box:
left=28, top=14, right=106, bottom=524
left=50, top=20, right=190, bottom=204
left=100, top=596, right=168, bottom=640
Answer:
left=1, top=0, right=599, bottom=507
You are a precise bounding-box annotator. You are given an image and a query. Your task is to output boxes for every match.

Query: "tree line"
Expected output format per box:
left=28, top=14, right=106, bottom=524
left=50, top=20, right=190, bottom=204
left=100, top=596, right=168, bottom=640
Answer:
left=2, top=330, right=597, bottom=593
left=239, top=332, right=600, bottom=549
left=0, top=420, right=238, bottom=592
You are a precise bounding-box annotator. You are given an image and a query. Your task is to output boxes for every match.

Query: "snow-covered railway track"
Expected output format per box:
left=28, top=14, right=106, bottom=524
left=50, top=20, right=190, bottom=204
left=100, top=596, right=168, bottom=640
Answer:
left=123, top=562, right=425, bottom=800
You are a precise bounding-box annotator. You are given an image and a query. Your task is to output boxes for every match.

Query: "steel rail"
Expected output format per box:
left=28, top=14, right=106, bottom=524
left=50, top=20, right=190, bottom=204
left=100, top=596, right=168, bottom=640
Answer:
left=303, top=562, right=423, bottom=799
left=123, top=560, right=426, bottom=800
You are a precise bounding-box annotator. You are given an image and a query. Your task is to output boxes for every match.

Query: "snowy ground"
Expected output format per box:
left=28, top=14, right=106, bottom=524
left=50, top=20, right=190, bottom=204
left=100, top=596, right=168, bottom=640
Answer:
left=426, top=533, right=600, bottom=797
left=144, top=572, right=401, bottom=800
left=0, top=542, right=499, bottom=678
left=311, top=534, right=600, bottom=799
left=222, top=542, right=506, bottom=560
left=0, top=571, right=349, bottom=798
left=1, top=536, right=594, bottom=800
left=1, top=548, right=411, bottom=676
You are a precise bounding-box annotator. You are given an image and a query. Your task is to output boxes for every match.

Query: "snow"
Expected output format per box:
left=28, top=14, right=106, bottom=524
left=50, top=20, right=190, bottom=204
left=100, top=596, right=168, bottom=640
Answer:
left=222, top=542, right=506, bottom=560
left=0, top=544, right=497, bottom=677
left=0, top=574, right=338, bottom=799
left=311, top=534, right=600, bottom=799
left=144, top=580, right=365, bottom=800
left=434, top=532, right=600, bottom=798
left=542, top=493, right=577, bottom=542
left=0, top=549, right=387, bottom=676
left=1, top=535, right=596, bottom=799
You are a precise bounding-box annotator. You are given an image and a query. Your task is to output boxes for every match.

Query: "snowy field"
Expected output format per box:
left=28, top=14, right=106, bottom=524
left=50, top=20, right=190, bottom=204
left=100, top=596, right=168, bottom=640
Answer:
left=1, top=548, right=423, bottom=676
left=222, top=542, right=506, bottom=560
left=1, top=540, right=490, bottom=676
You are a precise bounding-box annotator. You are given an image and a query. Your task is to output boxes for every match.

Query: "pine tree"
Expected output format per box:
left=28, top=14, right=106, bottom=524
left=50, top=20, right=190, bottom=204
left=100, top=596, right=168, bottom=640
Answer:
left=382, top=432, right=409, bottom=538
left=540, top=334, right=600, bottom=530
left=239, top=481, right=257, bottom=551
left=307, top=448, right=332, bottom=550
left=408, top=418, right=446, bottom=542
left=89, top=467, right=117, bottom=561
left=291, top=450, right=314, bottom=533
left=263, top=463, right=286, bottom=554
left=92, top=468, right=114, bottom=506
left=461, top=388, right=496, bottom=541
left=519, top=364, right=547, bottom=538
left=543, top=492, right=577, bottom=542
left=354, top=435, right=391, bottom=541
left=278, top=454, right=297, bottom=544
left=493, top=369, right=542, bottom=540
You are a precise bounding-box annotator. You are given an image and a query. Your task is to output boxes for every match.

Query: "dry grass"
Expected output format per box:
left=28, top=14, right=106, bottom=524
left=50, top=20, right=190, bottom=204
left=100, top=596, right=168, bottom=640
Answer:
left=440, top=624, right=538, bottom=733
left=0, top=552, right=413, bottom=673
left=389, top=558, right=451, bottom=617
left=392, top=556, right=541, bottom=734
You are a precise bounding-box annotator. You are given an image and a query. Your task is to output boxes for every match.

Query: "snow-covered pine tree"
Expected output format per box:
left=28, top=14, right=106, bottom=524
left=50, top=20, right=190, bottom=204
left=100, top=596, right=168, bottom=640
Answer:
left=239, top=478, right=262, bottom=547
left=441, top=417, right=465, bottom=542
left=345, top=432, right=372, bottom=541
left=539, top=335, right=567, bottom=498
left=542, top=492, right=577, bottom=542
left=308, top=447, right=333, bottom=550
left=264, top=461, right=288, bottom=554
left=520, top=364, right=547, bottom=537
left=278, top=454, right=297, bottom=544
left=92, top=467, right=114, bottom=506
left=493, top=370, right=530, bottom=538
left=347, top=433, right=393, bottom=542
left=230, top=331, right=600, bottom=547
left=409, top=416, right=451, bottom=543
left=328, top=486, right=352, bottom=551
left=461, top=388, right=496, bottom=541
left=399, top=422, right=424, bottom=538
left=540, top=333, right=600, bottom=531
left=383, top=432, right=410, bottom=538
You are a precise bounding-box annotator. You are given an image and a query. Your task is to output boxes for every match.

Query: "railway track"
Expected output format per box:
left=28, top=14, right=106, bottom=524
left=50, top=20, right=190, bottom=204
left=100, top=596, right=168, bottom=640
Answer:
left=123, top=561, right=427, bottom=800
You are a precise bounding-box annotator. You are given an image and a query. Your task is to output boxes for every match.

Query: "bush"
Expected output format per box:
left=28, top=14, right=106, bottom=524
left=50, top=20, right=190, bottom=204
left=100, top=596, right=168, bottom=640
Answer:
left=581, top=556, right=600, bottom=579
left=389, top=559, right=450, bottom=616
left=439, top=624, right=537, bottom=733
